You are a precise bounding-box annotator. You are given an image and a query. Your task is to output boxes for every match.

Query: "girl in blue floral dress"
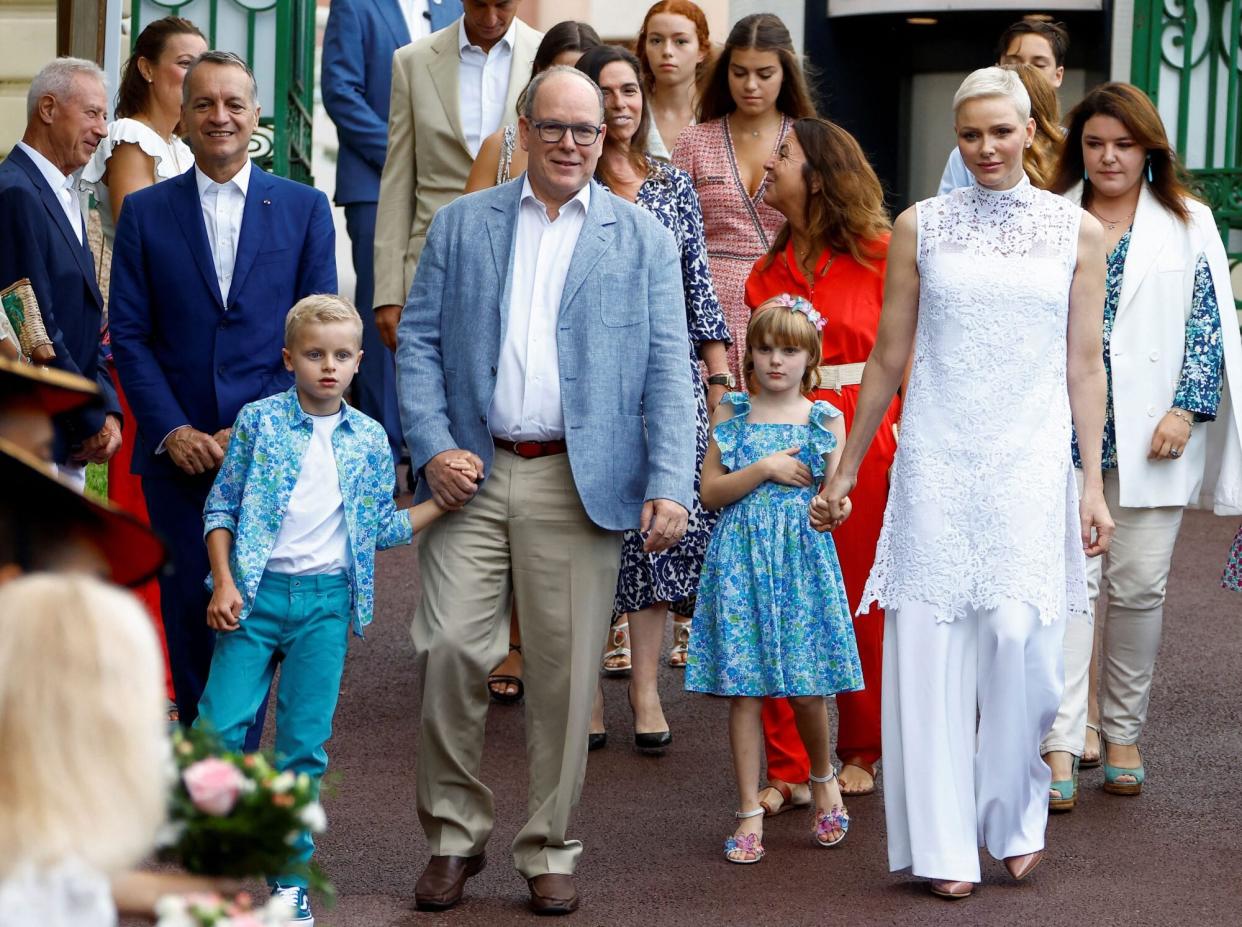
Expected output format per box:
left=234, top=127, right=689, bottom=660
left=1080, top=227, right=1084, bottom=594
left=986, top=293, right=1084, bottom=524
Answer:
left=687, top=296, right=863, bottom=864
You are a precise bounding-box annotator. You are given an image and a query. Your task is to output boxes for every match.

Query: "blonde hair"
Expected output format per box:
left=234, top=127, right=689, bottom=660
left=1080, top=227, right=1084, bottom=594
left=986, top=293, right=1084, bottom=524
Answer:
left=953, top=66, right=1031, bottom=123
left=284, top=293, right=364, bottom=348
left=744, top=301, right=823, bottom=395
left=0, top=575, right=169, bottom=878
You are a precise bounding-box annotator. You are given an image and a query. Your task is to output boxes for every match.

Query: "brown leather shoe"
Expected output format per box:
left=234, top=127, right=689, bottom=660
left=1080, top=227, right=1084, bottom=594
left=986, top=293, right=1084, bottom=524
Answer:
left=1004, top=849, right=1043, bottom=881
left=414, top=853, right=486, bottom=911
left=929, top=879, right=975, bottom=899
left=527, top=873, right=579, bottom=915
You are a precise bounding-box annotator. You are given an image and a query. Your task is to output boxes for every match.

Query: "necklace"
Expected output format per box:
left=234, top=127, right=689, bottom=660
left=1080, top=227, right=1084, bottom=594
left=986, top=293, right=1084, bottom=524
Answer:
left=1089, top=206, right=1135, bottom=231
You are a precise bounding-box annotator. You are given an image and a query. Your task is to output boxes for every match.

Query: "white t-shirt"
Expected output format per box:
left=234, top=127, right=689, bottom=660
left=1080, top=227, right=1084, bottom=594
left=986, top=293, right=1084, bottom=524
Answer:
left=266, top=409, right=350, bottom=576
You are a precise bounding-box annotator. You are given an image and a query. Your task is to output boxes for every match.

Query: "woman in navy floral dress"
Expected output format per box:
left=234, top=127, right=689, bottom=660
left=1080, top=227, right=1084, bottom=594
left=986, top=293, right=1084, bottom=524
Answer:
left=577, top=46, right=731, bottom=751
left=1042, top=84, right=1242, bottom=805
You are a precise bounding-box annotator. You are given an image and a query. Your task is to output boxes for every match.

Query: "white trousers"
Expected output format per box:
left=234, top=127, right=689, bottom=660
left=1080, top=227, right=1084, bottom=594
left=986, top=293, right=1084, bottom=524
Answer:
left=1044, top=469, right=1183, bottom=754
left=883, top=600, right=1065, bottom=882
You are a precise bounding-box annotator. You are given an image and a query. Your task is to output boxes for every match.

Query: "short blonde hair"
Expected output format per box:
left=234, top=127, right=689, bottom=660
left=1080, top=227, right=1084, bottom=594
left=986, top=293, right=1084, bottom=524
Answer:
left=0, top=575, right=169, bottom=878
left=744, top=301, right=823, bottom=395
left=284, top=293, right=364, bottom=348
left=953, top=66, right=1031, bottom=123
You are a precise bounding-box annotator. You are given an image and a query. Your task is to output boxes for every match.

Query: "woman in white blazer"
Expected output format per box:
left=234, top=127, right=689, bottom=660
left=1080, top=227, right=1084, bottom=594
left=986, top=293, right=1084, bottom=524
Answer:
left=1041, top=83, right=1242, bottom=807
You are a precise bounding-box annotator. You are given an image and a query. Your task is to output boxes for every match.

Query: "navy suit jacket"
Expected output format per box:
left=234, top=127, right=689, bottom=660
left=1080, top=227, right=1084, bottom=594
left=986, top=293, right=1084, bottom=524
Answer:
left=109, top=165, right=337, bottom=479
left=322, top=0, right=462, bottom=205
left=0, top=145, right=119, bottom=460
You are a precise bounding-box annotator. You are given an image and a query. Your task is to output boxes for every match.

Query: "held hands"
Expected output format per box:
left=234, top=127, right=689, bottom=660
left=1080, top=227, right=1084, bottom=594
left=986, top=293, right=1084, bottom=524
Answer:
left=167, top=426, right=225, bottom=475
left=1149, top=410, right=1192, bottom=461
left=212, top=427, right=232, bottom=455
left=425, top=449, right=484, bottom=510
left=206, top=580, right=243, bottom=632
left=1079, top=484, right=1114, bottom=558
left=641, top=498, right=689, bottom=553
left=762, top=446, right=813, bottom=488
left=74, top=414, right=123, bottom=464
left=814, top=470, right=857, bottom=532
left=375, top=305, right=402, bottom=352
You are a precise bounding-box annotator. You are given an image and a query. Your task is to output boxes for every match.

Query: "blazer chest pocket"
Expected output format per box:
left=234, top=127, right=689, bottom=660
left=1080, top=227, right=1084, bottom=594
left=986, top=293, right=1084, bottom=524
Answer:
left=601, top=274, right=647, bottom=327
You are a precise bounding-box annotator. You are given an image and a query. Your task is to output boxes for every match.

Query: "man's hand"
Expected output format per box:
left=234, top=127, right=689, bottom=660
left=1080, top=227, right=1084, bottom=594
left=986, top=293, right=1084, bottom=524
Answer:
left=206, top=580, right=243, bottom=632
left=212, top=427, right=232, bottom=455
left=74, top=414, right=123, bottom=464
left=166, top=426, right=225, bottom=475
left=375, top=304, right=402, bottom=352
left=425, top=449, right=484, bottom=510
left=640, top=498, right=689, bottom=553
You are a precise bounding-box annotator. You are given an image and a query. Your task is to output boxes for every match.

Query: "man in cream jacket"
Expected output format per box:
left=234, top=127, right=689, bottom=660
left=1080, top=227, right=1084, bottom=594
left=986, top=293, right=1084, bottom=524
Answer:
left=372, top=0, right=542, bottom=349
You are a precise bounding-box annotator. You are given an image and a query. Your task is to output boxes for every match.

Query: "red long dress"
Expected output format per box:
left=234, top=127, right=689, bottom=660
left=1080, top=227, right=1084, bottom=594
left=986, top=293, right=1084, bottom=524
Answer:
left=744, top=238, right=899, bottom=779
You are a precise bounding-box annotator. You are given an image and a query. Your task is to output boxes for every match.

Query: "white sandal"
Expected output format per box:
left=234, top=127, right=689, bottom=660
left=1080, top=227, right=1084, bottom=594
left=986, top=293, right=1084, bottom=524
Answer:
left=601, top=621, right=631, bottom=675
left=810, top=767, right=850, bottom=848
left=668, top=617, right=691, bottom=668
left=723, top=807, right=765, bottom=864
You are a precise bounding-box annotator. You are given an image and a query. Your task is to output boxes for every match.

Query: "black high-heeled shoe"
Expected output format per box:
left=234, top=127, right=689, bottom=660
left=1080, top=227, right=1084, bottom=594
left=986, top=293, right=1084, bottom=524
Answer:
left=628, top=685, right=671, bottom=754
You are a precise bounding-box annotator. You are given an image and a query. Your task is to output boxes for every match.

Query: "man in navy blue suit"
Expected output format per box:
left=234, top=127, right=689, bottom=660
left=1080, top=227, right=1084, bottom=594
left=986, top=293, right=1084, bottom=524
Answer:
left=0, top=58, right=122, bottom=472
left=110, top=51, right=337, bottom=729
left=321, top=0, right=461, bottom=461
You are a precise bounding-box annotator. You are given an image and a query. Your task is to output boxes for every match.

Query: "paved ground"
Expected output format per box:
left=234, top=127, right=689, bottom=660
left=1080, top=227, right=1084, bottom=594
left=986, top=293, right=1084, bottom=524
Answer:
left=141, top=506, right=1242, bottom=926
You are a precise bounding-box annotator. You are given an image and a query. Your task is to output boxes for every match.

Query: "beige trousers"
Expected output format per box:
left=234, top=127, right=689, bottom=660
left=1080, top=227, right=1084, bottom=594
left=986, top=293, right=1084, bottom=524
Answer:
left=412, top=450, right=622, bottom=877
left=1043, top=469, right=1183, bottom=754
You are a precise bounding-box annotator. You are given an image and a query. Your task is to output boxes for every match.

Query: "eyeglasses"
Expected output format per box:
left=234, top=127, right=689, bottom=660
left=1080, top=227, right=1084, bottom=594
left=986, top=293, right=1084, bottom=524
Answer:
left=532, top=120, right=603, bottom=146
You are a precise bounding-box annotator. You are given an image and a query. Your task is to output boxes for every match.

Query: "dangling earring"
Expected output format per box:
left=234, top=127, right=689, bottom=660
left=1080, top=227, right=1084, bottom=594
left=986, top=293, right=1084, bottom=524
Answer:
left=1145, top=156, right=1154, bottom=183
left=1083, top=167, right=1089, bottom=183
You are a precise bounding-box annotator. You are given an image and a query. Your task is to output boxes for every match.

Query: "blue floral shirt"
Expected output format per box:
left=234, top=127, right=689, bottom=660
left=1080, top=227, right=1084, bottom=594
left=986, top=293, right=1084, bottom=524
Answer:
left=1073, top=230, right=1224, bottom=469
left=203, top=387, right=413, bottom=634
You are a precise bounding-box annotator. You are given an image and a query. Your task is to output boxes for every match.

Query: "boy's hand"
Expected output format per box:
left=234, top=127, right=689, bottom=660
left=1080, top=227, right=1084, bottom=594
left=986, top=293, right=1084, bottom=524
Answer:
left=207, top=582, right=243, bottom=632
left=762, top=447, right=813, bottom=487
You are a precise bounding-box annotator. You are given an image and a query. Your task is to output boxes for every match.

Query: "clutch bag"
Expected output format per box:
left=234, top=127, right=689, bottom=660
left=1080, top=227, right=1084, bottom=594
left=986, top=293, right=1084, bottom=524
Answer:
left=0, top=279, right=55, bottom=362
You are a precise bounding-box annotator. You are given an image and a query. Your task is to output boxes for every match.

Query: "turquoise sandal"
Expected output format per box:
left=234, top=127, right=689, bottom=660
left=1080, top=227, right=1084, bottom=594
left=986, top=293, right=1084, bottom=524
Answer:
left=1049, top=755, right=1080, bottom=812
left=1101, top=737, right=1145, bottom=796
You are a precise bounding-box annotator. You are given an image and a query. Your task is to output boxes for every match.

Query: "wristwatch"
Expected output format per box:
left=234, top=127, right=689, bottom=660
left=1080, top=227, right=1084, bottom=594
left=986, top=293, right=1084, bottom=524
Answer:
left=706, top=373, right=735, bottom=388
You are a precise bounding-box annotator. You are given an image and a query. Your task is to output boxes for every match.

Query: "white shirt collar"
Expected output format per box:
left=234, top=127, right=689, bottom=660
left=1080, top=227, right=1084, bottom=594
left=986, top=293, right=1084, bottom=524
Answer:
left=194, top=159, right=252, bottom=198
left=519, top=175, right=591, bottom=218
left=458, top=16, right=516, bottom=54
left=16, top=141, right=73, bottom=193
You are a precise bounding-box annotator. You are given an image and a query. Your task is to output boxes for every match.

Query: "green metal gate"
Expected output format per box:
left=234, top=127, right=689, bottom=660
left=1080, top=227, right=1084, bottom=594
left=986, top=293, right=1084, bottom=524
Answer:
left=130, top=0, right=315, bottom=185
left=1132, top=0, right=1242, bottom=307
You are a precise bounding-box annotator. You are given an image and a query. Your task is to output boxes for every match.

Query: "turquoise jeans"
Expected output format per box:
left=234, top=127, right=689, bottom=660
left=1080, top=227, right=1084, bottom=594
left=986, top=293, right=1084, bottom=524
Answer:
left=195, top=570, right=352, bottom=887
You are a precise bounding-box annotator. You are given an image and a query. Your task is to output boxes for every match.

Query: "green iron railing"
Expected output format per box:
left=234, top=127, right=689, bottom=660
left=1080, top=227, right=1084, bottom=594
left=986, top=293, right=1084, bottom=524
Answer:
left=1132, top=0, right=1242, bottom=309
left=130, top=0, right=315, bottom=185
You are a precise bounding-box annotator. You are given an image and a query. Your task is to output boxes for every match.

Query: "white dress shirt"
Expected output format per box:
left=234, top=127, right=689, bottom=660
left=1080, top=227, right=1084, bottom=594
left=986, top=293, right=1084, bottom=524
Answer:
left=488, top=178, right=591, bottom=442
left=458, top=17, right=515, bottom=157
left=401, top=0, right=431, bottom=42
left=194, top=160, right=251, bottom=304
left=17, top=141, right=82, bottom=244
left=266, top=409, right=351, bottom=576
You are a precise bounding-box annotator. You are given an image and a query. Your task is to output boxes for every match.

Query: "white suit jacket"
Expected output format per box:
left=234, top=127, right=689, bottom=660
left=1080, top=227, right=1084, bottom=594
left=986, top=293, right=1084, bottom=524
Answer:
left=1070, top=182, right=1242, bottom=512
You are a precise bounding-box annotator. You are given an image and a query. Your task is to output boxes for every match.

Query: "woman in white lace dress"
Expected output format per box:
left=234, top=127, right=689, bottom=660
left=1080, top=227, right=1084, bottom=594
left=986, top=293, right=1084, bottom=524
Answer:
left=817, top=68, right=1113, bottom=899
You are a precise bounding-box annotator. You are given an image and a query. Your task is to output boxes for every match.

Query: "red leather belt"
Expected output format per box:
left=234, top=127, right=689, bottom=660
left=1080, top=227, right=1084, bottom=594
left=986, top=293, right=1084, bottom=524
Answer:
left=494, top=438, right=567, bottom=458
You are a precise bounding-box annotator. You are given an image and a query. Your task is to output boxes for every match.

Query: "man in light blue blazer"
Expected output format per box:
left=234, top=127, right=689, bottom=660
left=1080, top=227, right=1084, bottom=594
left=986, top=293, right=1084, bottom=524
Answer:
left=321, top=0, right=461, bottom=461
left=397, top=67, right=694, bottom=916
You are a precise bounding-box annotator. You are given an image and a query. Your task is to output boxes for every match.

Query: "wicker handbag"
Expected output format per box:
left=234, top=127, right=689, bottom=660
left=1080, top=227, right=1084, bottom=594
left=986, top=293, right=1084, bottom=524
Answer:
left=0, top=279, right=55, bottom=363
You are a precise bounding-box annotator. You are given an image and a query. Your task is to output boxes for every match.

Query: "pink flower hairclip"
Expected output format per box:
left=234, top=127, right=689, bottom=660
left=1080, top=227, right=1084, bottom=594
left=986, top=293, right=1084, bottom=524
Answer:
left=769, top=293, right=826, bottom=332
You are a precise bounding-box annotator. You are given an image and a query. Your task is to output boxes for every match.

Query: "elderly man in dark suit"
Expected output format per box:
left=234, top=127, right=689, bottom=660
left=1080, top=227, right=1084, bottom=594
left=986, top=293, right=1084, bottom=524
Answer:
left=0, top=57, right=121, bottom=474
left=110, top=51, right=336, bottom=730
left=322, top=0, right=462, bottom=461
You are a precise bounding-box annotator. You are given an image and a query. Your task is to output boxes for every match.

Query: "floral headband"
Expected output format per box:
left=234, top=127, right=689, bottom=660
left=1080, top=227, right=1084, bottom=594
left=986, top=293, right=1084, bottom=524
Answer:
left=767, top=293, right=826, bottom=332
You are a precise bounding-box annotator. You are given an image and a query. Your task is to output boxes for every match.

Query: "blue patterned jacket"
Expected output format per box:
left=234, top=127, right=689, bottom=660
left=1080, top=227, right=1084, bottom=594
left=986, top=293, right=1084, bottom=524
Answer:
left=203, top=386, right=413, bottom=634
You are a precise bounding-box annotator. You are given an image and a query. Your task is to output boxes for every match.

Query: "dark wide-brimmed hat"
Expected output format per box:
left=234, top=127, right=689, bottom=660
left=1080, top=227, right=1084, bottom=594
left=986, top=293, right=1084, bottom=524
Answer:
left=0, top=357, right=101, bottom=417
left=0, top=436, right=166, bottom=588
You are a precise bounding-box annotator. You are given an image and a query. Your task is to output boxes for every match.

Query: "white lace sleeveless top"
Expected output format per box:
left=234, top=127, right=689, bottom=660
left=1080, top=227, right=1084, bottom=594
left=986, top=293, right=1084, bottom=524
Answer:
left=80, top=117, right=193, bottom=244
left=0, top=858, right=117, bottom=927
left=861, top=177, right=1089, bottom=626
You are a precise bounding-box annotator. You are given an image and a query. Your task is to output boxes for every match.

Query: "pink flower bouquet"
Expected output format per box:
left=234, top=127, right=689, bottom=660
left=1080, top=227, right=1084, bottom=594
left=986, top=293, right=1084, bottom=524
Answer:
left=154, top=890, right=292, bottom=926
left=158, top=728, right=332, bottom=896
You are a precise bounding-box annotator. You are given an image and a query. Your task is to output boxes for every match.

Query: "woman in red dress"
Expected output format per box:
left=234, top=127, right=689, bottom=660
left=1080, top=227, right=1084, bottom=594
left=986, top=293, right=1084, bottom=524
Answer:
left=744, top=117, right=899, bottom=801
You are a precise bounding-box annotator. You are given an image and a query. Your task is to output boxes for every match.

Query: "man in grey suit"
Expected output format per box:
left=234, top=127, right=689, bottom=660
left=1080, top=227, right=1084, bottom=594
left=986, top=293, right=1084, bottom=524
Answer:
left=397, top=66, right=694, bottom=915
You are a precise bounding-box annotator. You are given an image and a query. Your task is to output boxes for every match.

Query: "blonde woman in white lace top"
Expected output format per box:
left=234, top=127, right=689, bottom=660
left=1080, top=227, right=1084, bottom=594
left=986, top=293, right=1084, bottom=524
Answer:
left=816, top=67, right=1113, bottom=900
left=79, top=17, right=205, bottom=243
